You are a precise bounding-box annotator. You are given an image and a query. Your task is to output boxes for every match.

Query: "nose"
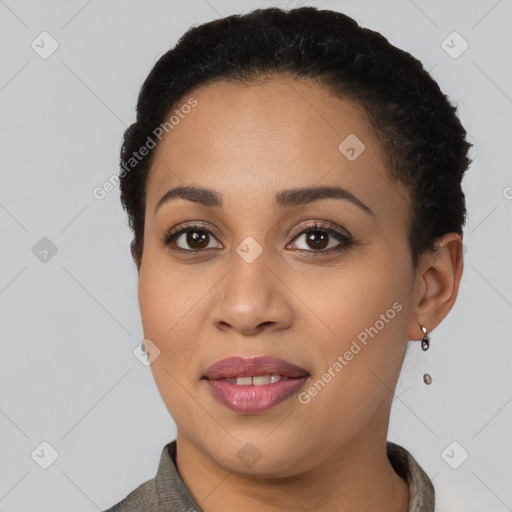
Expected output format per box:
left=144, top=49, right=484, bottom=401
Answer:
left=210, top=248, right=294, bottom=337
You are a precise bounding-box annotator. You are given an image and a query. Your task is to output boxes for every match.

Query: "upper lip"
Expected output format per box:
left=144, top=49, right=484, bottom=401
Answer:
left=203, top=355, right=310, bottom=380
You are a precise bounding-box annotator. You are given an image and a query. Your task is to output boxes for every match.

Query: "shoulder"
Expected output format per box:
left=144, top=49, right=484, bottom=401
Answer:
left=387, top=441, right=436, bottom=512
left=102, top=477, right=159, bottom=512
left=102, top=441, right=202, bottom=512
left=102, top=442, right=172, bottom=512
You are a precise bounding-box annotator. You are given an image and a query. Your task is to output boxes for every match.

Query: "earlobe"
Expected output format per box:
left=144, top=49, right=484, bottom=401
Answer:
left=408, top=233, right=464, bottom=340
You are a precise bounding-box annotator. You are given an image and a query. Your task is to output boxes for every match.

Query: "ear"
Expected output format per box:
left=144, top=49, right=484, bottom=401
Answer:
left=407, top=233, right=464, bottom=341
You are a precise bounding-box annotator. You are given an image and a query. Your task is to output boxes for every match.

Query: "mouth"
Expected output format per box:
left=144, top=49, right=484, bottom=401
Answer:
left=203, top=355, right=310, bottom=414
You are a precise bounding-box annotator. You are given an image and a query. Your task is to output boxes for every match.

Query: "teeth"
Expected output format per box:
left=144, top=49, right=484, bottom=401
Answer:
left=252, top=375, right=270, bottom=386
left=234, top=375, right=283, bottom=386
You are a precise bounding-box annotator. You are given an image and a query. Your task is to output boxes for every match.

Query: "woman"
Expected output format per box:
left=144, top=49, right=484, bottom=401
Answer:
left=104, top=6, right=469, bottom=511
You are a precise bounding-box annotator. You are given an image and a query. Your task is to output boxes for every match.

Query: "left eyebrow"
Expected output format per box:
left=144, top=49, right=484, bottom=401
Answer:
left=154, top=184, right=374, bottom=217
left=275, top=185, right=374, bottom=216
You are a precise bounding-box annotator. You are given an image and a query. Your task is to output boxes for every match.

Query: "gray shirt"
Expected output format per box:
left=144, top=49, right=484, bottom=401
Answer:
left=103, top=440, right=435, bottom=511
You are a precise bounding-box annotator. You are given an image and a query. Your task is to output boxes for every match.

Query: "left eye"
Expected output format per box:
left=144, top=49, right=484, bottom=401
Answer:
left=287, top=224, right=354, bottom=254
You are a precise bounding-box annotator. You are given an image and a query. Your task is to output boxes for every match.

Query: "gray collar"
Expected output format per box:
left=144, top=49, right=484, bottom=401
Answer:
left=105, top=440, right=435, bottom=511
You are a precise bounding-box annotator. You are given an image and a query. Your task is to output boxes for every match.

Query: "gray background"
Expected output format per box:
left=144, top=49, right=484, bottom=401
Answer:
left=0, top=0, right=511, bottom=510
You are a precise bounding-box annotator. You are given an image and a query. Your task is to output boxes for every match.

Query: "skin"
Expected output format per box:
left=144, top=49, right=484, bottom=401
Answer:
left=136, top=76, right=463, bottom=511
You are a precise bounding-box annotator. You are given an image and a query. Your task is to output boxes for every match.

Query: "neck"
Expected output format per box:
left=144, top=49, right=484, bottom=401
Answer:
left=175, top=418, right=409, bottom=511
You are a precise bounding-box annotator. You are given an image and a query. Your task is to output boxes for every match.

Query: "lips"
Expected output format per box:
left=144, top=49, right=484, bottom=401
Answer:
left=203, top=355, right=310, bottom=414
left=203, top=355, right=310, bottom=379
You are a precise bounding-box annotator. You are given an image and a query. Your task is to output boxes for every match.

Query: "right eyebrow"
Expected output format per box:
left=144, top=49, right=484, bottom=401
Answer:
left=154, top=185, right=222, bottom=215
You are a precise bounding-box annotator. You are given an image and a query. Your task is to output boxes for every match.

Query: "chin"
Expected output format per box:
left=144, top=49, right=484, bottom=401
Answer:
left=197, top=433, right=315, bottom=478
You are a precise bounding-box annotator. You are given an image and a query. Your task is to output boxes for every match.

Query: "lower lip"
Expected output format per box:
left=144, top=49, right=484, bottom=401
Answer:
left=206, top=377, right=309, bottom=414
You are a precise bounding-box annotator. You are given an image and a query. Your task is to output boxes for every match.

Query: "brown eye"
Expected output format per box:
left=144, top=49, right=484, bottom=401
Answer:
left=304, top=231, right=329, bottom=250
left=184, top=230, right=209, bottom=250
left=287, top=221, right=355, bottom=256
left=163, top=223, right=222, bottom=252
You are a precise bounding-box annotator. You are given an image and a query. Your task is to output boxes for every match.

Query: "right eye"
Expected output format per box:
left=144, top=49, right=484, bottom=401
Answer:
left=162, top=222, right=223, bottom=253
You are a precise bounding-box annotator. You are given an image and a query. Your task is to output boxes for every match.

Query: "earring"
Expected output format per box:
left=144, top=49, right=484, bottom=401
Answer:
left=420, top=325, right=432, bottom=385
left=420, top=325, right=430, bottom=351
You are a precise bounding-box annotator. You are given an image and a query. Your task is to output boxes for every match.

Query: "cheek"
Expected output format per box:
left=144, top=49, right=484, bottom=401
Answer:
left=138, top=243, right=209, bottom=345
left=289, top=249, right=409, bottom=340
left=137, top=246, right=216, bottom=405
left=291, top=254, right=410, bottom=410
left=138, top=263, right=206, bottom=427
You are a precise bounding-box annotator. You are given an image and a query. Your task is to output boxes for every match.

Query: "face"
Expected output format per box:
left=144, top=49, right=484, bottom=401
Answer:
left=138, top=76, right=418, bottom=477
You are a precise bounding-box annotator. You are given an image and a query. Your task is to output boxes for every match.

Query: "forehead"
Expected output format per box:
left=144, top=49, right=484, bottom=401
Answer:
left=145, top=77, right=407, bottom=215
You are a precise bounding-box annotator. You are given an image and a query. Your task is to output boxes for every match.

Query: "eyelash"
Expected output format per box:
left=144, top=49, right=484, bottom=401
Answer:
left=161, top=220, right=356, bottom=257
